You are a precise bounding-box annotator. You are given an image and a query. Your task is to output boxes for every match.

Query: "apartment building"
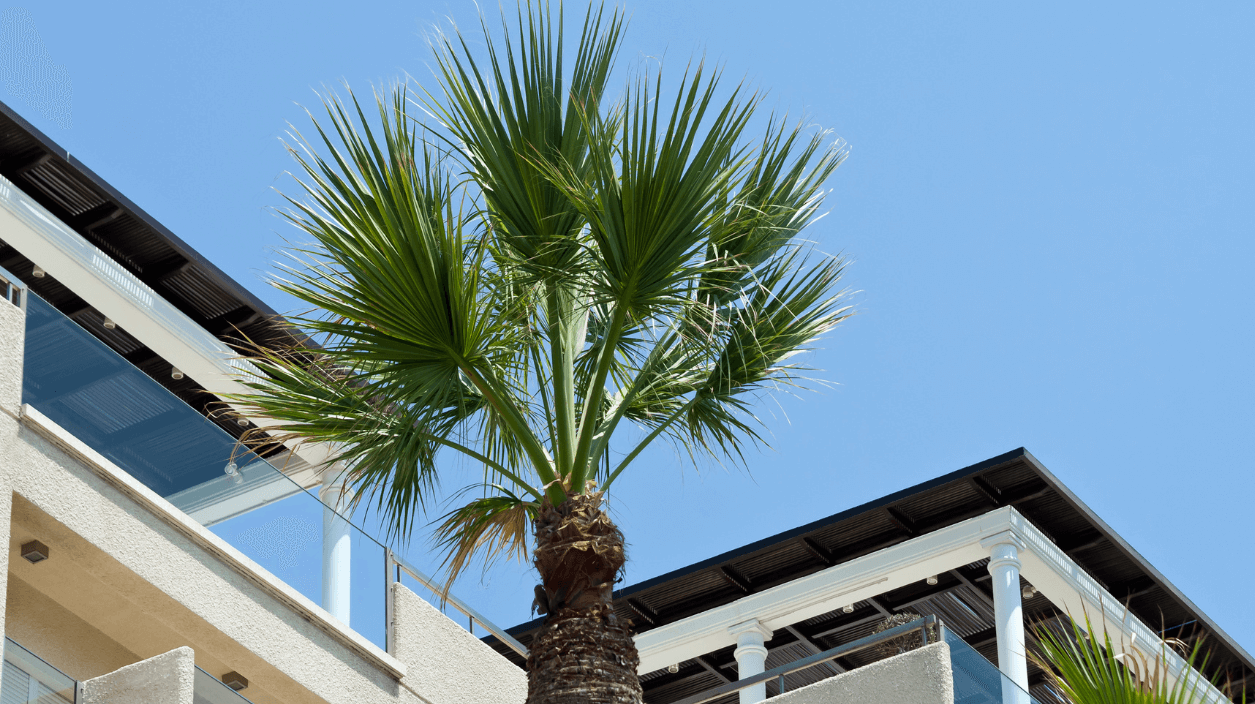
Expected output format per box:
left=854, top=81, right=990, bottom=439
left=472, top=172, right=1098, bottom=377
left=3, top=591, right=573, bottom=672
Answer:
left=0, top=99, right=1248, bottom=704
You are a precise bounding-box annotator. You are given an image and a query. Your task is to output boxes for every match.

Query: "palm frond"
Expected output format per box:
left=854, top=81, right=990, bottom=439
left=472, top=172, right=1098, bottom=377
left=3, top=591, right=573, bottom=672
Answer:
left=1032, top=610, right=1234, bottom=704
left=424, top=0, right=623, bottom=280
left=231, top=85, right=552, bottom=539
left=701, top=118, right=848, bottom=306
left=239, top=2, right=855, bottom=590
left=433, top=489, right=538, bottom=597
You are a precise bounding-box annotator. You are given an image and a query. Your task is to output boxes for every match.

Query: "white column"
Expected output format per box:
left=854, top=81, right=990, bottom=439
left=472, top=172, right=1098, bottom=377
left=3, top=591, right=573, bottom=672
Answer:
left=983, top=531, right=1030, bottom=704
left=320, top=470, right=352, bottom=623
left=728, top=619, right=773, bottom=704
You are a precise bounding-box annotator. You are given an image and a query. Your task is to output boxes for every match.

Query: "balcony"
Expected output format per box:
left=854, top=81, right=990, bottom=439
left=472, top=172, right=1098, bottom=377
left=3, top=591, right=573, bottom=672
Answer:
left=19, top=288, right=390, bottom=651
left=657, top=617, right=1042, bottom=704
left=0, top=189, right=529, bottom=704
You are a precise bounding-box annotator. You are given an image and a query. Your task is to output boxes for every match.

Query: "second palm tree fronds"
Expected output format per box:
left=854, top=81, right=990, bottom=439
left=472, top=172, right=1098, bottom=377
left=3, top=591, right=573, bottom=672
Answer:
left=232, top=4, right=851, bottom=703
left=1033, top=611, right=1241, bottom=704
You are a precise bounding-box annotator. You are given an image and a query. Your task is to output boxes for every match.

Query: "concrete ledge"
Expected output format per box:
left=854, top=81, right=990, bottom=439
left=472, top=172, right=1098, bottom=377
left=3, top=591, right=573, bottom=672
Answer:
left=81, top=646, right=195, bottom=704
left=773, top=642, right=954, bottom=704
left=393, top=584, right=526, bottom=704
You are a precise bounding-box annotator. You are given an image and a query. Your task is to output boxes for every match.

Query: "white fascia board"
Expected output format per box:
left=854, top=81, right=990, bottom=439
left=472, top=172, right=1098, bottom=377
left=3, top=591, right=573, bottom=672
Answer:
left=634, top=507, right=1018, bottom=673
left=1010, top=510, right=1229, bottom=704
left=0, top=176, right=334, bottom=484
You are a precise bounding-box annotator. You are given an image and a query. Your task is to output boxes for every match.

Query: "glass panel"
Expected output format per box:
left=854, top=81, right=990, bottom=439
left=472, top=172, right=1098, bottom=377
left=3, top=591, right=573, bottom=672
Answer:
left=208, top=491, right=386, bottom=646
left=942, top=627, right=1044, bottom=704
left=21, top=292, right=387, bottom=650
left=2, top=638, right=76, bottom=704
left=193, top=667, right=253, bottom=704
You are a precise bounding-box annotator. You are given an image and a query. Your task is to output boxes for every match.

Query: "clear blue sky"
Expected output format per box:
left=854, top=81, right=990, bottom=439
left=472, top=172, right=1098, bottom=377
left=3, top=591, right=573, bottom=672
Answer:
left=13, top=1, right=1253, bottom=652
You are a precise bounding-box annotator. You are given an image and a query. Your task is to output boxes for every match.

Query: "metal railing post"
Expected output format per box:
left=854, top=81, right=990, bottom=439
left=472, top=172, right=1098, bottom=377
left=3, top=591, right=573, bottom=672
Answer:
left=390, top=552, right=530, bottom=658
left=385, top=548, right=396, bottom=656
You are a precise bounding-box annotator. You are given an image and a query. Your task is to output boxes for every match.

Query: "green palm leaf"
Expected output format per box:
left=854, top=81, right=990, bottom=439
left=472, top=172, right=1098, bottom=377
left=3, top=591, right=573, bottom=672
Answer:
left=1032, top=611, right=1239, bottom=704
left=233, top=1, right=853, bottom=600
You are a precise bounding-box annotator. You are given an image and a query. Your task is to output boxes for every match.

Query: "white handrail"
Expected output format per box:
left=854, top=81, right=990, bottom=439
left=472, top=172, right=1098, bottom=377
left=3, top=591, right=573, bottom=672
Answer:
left=389, top=552, right=529, bottom=659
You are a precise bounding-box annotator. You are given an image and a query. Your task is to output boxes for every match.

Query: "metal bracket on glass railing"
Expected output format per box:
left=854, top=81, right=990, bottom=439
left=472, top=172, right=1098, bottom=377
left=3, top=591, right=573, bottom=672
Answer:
left=389, top=552, right=529, bottom=659
left=385, top=547, right=397, bottom=656
left=0, top=263, right=26, bottom=311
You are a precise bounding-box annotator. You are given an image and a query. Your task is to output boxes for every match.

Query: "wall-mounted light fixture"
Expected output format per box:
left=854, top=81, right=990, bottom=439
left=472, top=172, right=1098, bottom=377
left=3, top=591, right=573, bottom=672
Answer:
left=31, top=265, right=45, bottom=278
left=667, top=664, right=679, bottom=674
left=21, top=540, right=49, bottom=564
left=102, top=317, right=116, bottom=330
left=171, top=367, right=184, bottom=380
left=926, top=575, right=939, bottom=586
left=1021, top=585, right=1038, bottom=600
left=842, top=604, right=855, bottom=614
left=221, top=672, right=248, bottom=691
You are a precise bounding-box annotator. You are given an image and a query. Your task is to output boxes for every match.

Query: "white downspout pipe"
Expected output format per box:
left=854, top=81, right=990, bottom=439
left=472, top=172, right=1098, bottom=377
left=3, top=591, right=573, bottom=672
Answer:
left=320, top=470, right=352, bottom=624
left=983, top=531, right=1030, bottom=704
left=729, top=619, right=773, bottom=704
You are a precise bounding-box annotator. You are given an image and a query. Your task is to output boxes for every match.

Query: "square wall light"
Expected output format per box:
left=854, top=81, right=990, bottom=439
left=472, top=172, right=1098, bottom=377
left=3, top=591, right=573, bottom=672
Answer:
left=21, top=540, right=48, bottom=564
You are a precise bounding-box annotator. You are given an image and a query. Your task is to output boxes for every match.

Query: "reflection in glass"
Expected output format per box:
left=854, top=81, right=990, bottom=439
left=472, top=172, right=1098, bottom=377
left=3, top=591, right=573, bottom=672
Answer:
left=21, top=292, right=386, bottom=650
left=2, top=638, right=76, bottom=704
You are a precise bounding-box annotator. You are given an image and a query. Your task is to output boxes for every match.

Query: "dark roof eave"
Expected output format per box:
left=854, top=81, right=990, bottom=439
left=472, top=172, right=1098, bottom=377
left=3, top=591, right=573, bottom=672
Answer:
left=0, top=99, right=281, bottom=321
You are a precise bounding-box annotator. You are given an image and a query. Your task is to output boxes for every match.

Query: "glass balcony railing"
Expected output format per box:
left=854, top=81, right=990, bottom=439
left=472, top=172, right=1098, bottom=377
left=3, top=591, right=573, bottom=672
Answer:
left=942, top=627, right=1045, bottom=704
left=2, top=638, right=77, bottom=704
left=21, top=292, right=386, bottom=650
left=193, top=666, right=255, bottom=704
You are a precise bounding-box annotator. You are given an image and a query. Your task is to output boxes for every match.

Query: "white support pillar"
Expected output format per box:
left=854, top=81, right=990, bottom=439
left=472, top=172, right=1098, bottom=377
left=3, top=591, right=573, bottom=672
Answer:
left=320, top=470, right=352, bottom=623
left=728, top=619, right=773, bottom=704
left=982, top=531, right=1030, bottom=704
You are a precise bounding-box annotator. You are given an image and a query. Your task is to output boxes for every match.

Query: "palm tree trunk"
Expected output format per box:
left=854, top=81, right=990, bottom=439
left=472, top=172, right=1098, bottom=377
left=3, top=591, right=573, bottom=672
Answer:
left=528, top=491, right=642, bottom=704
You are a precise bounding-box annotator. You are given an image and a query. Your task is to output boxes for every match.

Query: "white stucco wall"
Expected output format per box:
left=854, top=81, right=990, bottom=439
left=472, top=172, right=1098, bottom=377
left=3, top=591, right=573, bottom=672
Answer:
left=0, top=299, right=19, bottom=672
left=772, top=642, right=954, bottom=704
left=81, top=646, right=195, bottom=704
left=0, top=299, right=22, bottom=417
left=392, top=584, right=527, bottom=704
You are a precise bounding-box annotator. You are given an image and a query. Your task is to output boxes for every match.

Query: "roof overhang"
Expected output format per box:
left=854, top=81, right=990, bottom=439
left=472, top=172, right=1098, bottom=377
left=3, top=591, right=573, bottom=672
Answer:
left=0, top=172, right=334, bottom=493
left=634, top=504, right=1227, bottom=702
left=497, top=449, right=1252, bottom=702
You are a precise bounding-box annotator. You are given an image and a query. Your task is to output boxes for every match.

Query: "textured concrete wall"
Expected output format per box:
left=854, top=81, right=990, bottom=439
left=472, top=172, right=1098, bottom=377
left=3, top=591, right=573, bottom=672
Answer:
left=0, top=298, right=22, bottom=417
left=772, top=642, right=954, bottom=704
left=81, top=646, right=195, bottom=704
left=0, top=298, right=19, bottom=678
left=5, top=573, right=139, bottom=680
left=392, top=584, right=527, bottom=704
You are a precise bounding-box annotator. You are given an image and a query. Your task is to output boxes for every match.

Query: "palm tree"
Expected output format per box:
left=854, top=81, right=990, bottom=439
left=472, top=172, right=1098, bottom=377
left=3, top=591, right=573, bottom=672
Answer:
left=1032, top=612, right=1242, bottom=704
left=233, top=3, right=851, bottom=702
